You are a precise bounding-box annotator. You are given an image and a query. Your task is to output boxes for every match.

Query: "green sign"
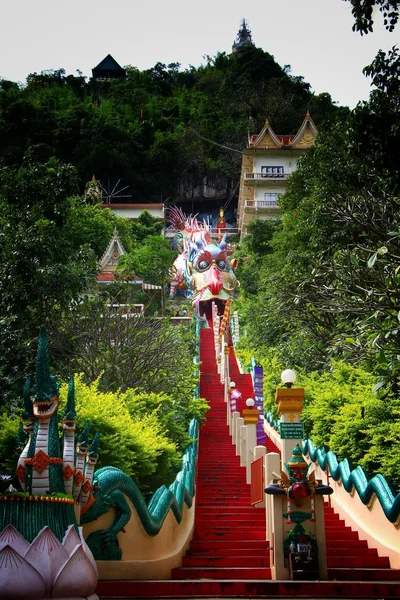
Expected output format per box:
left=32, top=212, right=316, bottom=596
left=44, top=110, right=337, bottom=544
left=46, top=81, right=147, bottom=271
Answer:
left=280, top=422, right=304, bottom=439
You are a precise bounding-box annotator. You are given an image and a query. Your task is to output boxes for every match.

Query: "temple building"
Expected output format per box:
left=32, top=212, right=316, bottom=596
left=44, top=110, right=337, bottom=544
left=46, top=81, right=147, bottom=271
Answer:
left=232, top=19, right=255, bottom=53
left=92, top=54, right=126, bottom=81
left=237, top=112, right=318, bottom=238
left=97, top=228, right=161, bottom=297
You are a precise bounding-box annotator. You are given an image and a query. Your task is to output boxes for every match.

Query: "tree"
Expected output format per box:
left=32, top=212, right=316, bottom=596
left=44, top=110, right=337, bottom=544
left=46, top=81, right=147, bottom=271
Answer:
left=130, top=210, right=164, bottom=243
left=49, top=294, right=197, bottom=400
left=344, top=0, right=399, bottom=33
left=118, top=234, right=176, bottom=313
left=0, top=159, right=127, bottom=407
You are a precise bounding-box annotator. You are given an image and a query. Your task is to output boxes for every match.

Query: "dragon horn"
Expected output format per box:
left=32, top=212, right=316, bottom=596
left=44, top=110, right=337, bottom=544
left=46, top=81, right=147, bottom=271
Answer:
left=64, top=376, right=77, bottom=420
left=35, top=328, right=58, bottom=400
left=22, top=377, right=33, bottom=419
left=196, top=238, right=204, bottom=250
left=219, top=233, right=228, bottom=250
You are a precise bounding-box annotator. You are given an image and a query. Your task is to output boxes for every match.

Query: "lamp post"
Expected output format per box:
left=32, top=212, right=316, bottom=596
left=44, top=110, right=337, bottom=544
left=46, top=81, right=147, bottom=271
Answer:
left=281, top=369, right=296, bottom=388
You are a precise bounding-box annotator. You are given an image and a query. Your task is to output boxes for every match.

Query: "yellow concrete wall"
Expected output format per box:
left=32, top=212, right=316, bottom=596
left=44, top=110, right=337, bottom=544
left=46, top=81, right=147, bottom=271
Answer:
left=83, top=496, right=195, bottom=579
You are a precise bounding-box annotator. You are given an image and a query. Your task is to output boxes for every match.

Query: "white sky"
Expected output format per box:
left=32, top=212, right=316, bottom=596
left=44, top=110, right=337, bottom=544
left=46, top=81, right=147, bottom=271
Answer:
left=1, top=0, right=398, bottom=108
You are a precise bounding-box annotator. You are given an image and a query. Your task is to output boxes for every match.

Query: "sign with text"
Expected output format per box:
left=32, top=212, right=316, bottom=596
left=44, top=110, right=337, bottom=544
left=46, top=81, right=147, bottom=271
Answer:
left=280, top=422, right=304, bottom=439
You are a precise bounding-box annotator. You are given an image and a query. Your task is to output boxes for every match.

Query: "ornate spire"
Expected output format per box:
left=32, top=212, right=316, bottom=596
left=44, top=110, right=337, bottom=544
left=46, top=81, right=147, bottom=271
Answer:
left=78, top=421, right=91, bottom=448
left=232, top=19, right=255, bottom=53
left=34, top=328, right=59, bottom=401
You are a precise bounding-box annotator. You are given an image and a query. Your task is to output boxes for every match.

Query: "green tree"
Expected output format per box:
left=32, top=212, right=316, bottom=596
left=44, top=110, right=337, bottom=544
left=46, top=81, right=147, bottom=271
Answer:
left=49, top=294, right=196, bottom=400
left=0, top=159, right=125, bottom=407
left=344, top=0, right=399, bottom=33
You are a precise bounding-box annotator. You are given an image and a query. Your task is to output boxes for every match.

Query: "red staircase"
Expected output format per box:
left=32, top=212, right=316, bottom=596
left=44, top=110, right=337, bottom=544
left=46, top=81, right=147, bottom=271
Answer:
left=325, top=504, right=400, bottom=581
left=172, top=328, right=271, bottom=581
left=96, top=327, right=400, bottom=598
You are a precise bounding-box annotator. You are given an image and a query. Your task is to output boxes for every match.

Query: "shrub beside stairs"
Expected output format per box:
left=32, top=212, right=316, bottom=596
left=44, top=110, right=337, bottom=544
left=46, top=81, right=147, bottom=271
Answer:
left=97, top=328, right=400, bottom=598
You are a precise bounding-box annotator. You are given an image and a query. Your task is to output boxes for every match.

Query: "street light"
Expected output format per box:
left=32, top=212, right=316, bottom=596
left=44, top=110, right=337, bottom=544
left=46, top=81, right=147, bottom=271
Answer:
left=246, top=398, right=255, bottom=408
left=281, top=369, right=296, bottom=388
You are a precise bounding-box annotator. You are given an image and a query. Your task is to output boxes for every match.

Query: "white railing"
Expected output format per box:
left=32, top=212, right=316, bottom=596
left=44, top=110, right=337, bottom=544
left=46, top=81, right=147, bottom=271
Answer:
left=210, top=227, right=239, bottom=235
left=245, top=200, right=280, bottom=209
left=165, top=228, right=239, bottom=239
left=244, top=172, right=288, bottom=181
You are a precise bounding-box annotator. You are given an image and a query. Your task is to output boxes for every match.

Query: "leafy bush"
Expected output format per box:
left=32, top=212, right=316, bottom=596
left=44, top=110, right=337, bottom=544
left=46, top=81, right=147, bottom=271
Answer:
left=59, top=376, right=208, bottom=494
left=0, top=412, right=20, bottom=475
left=236, top=344, right=400, bottom=491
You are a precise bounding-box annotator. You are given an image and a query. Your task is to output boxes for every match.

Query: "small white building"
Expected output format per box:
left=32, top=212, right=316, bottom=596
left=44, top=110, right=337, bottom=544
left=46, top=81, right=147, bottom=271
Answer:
left=237, top=112, right=318, bottom=238
left=101, top=203, right=165, bottom=222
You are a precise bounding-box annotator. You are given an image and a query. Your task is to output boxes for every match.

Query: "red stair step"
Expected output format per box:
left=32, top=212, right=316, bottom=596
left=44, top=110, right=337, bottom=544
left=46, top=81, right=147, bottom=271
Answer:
left=172, top=566, right=272, bottom=579
left=182, top=555, right=270, bottom=567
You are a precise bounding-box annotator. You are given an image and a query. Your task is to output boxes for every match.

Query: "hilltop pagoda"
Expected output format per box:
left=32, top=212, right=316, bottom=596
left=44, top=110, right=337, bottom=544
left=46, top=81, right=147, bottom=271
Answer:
left=232, top=19, right=255, bottom=53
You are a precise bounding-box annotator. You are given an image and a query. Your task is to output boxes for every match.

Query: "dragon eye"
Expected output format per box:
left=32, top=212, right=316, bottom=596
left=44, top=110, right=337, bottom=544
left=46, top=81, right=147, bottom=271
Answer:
left=216, top=260, right=226, bottom=270
left=198, top=260, right=210, bottom=270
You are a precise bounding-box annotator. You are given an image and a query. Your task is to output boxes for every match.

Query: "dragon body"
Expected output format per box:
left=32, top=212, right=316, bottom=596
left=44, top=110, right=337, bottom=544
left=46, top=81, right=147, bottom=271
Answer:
left=81, top=420, right=199, bottom=560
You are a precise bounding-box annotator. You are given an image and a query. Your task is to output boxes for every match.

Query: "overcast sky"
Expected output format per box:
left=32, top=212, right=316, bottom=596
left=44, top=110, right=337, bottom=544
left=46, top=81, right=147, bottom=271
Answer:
left=1, top=0, right=398, bottom=108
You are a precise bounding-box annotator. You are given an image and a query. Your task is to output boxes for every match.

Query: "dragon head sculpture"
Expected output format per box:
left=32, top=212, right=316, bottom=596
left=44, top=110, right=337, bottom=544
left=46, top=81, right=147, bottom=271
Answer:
left=167, top=207, right=239, bottom=323
left=188, top=234, right=239, bottom=321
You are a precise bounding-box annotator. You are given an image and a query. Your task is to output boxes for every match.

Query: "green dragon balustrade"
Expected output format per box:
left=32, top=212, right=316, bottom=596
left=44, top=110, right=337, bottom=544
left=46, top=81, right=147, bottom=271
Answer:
left=1, top=327, right=200, bottom=566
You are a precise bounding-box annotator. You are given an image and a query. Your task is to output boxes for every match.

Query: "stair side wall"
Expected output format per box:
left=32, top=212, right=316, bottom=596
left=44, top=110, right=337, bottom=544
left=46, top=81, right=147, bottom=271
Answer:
left=312, top=461, right=400, bottom=569
left=83, top=497, right=195, bottom=579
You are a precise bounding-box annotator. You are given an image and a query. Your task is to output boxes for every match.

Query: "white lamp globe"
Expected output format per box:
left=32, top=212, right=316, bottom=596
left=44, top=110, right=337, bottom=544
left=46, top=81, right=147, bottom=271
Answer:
left=246, top=398, right=255, bottom=408
left=230, top=382, right=236, bottom=388
left=281, top=369, right=296, bottom=386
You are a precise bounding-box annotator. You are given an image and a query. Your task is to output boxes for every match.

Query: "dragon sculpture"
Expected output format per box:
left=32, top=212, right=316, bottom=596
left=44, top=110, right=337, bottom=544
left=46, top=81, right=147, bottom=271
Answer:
left=0, top=329, right=99, bottom=543
left=0, top=329, right=100, bottom=600
left=167, top=207, right=239, bottom=323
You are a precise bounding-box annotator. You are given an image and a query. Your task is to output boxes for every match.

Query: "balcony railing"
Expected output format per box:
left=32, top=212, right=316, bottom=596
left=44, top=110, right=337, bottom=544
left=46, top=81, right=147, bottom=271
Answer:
left=244, top=172, right=288, bottom=181
left=245, top=200, right=280, bottom=209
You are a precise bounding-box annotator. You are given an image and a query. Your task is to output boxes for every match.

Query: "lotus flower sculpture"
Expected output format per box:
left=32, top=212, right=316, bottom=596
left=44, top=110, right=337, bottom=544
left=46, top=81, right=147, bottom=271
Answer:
left=0, top=524, right=98, bottom=600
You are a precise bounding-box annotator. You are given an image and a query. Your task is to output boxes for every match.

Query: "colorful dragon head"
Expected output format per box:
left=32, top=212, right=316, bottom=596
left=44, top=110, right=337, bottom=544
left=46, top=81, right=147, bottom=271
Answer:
left=167, top=207, right=239, bottom=322
left=187, top=234, right=238, bottom=321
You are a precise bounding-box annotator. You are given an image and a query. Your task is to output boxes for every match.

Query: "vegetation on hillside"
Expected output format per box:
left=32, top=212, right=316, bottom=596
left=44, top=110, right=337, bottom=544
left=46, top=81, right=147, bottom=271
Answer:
left=235, top=45, right=400, bottom=490
left=0, top=46, right=344, bottom=203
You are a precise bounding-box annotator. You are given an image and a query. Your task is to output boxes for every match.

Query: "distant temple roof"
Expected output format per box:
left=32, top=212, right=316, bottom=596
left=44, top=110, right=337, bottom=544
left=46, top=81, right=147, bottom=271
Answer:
left=247, top=111, right=318, bottom=150
left=232, top=19, right=255, bottom=53
left=92, top=54, right=126, bottom=80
